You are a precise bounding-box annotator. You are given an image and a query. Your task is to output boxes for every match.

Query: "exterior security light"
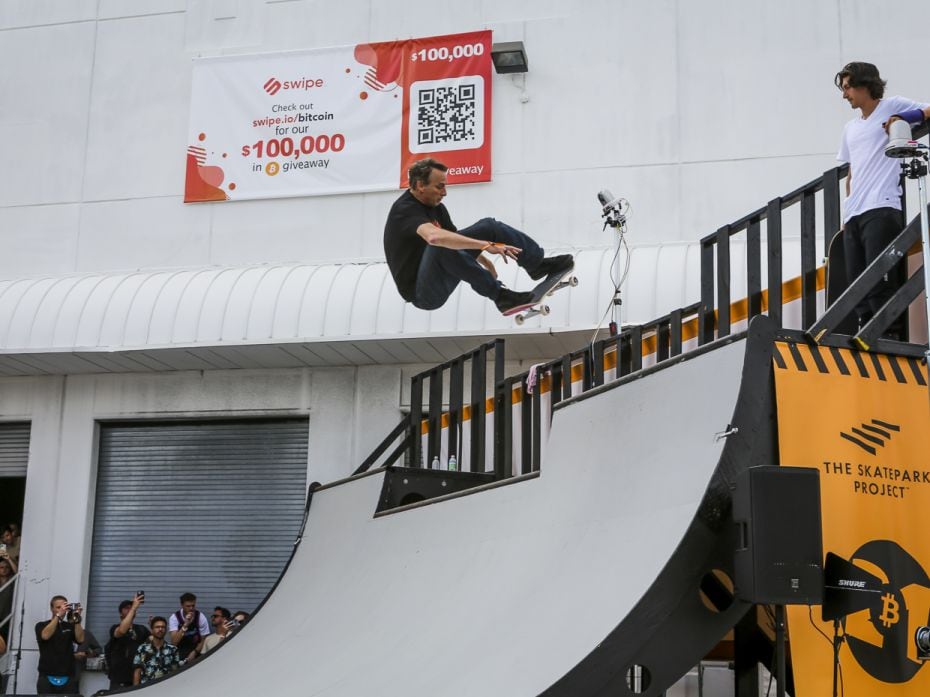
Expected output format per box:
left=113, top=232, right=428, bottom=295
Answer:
left=491, top=41, right=528, bottom=74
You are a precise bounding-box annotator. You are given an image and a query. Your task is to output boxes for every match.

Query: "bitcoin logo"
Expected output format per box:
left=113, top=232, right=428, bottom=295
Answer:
left=265, top=162, right=280, bottom=176
left=879, top=592, right=900, bottom=628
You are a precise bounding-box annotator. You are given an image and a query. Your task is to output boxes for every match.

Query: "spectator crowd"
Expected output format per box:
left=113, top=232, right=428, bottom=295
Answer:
left=29, top=588, right=250, bottom=694
left=0, top=521, right=253, bottom=694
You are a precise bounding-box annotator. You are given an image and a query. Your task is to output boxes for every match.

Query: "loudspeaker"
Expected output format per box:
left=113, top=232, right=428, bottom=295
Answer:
left=733, top=466, right=823, bottom=604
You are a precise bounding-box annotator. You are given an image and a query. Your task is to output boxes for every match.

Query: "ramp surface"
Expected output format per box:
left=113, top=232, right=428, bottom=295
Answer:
left=132, top=329, right=763, bottom=696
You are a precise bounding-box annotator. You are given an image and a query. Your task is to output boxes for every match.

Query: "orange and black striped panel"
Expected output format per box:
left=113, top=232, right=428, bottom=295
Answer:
left=773, top=341, right=928, bottom=386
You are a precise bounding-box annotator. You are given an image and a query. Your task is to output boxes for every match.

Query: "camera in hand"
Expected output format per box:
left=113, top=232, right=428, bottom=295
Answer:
left=64, top=603, right=82, bottom=624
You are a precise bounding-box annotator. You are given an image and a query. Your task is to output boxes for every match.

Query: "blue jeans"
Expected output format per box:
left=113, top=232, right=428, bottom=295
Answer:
left=413, top=218, right=545, bottom=310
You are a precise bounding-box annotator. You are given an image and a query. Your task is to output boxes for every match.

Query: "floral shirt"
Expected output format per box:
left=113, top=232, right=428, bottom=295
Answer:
left=133, top=640, right=182, bottom=683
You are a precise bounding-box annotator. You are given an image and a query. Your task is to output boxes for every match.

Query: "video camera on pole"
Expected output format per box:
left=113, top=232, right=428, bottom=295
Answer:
left=597, top=189, right=628, bottom=231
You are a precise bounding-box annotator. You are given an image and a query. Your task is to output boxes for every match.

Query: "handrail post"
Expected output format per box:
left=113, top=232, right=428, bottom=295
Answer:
left=747, top=218, right=762, bottom=319
left=766, top=198, right=783, bottom=328
left=801, top=189, right=817, bottom=329
left=470, top=345, right=487, bottom=474
left=699, top=240, right=715, bottom=344
left=670, top=309, right=683, bottom=356
left=520, top=378, right=533, bottom=475
left=448, top=358, right=464, bottom=463
left=409, top=375, right=423, bottom=468
left=629, top=325, right=643, bottom=372
left=823, top=167, right=842, bottom=256
left=716, top=225, right=731, bottom=337
left=494, top=377, right=513, bottom=480
left=657, top=322, right=670, bottom=362
left=427, top=367, right=443, bottom=466
left=592, top=341, right=605, bottom=386
left=531, top=378, right=542, bottom=472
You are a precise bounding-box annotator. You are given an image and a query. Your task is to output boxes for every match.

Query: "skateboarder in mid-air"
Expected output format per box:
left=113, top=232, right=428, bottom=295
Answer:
left=383, top=158, right=573, bottom=314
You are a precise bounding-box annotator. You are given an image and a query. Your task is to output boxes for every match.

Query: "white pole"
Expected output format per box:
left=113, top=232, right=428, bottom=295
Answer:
left=917, top=166, right=930, bottom=396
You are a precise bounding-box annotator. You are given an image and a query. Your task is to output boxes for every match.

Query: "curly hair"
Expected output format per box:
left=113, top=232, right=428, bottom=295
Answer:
left=408, top=158, right=447, bottom=189
left=834, top=61, right=886, bottom=100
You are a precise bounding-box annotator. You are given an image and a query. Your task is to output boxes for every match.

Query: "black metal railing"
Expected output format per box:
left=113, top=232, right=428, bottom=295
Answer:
left=357, top=121, right=930, bottom=486
left=354, top=339, right=503, bottom=476
left=700, top=120, right=928, bottom=344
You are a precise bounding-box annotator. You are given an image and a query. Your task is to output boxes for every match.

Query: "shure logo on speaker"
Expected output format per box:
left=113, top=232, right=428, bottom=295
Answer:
left=839, top=418, right=900, bottom=455
left=838, top=579, right=866, bottom=588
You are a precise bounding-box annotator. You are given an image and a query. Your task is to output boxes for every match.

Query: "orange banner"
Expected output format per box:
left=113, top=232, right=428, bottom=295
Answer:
left=774, top=341, right=930, bottom=696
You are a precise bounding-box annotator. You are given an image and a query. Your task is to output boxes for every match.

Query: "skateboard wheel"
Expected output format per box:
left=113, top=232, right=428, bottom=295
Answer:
left=568, top=276, right=579, bottom=287
left=515, top=314, right=525, bottom=325
left=540, top=305, right=550, bottom=316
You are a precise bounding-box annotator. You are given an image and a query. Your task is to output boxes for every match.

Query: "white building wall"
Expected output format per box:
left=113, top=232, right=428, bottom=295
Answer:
left=3, top=0, right=928, bottom=280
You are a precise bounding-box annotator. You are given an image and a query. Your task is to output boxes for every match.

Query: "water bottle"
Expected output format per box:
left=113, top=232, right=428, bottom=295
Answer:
left=431, top=456, right=440, bottom=470
left=448, top=455, right=458, bottom=471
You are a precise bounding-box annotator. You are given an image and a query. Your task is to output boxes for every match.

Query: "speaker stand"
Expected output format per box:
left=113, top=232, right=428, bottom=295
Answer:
left=832, top=618, right=844, bottom=697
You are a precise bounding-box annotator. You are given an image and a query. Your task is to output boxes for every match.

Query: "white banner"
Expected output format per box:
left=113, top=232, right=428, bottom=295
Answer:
left=185, top=31, right=492, bottom=203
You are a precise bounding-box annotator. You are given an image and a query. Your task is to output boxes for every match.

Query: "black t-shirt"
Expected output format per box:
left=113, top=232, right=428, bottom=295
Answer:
left=383, top=190, right=456, bottom=302
left=107, top=622, right=150, bottom=683
left=35, top=619, right=77, bottom=676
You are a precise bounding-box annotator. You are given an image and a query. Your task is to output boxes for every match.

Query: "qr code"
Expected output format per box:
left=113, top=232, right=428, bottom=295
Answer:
left=408, top=76, right=484, bottom=153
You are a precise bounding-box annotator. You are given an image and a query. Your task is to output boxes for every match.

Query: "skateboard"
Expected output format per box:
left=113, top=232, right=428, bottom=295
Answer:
left=824, top=229, right=859, bottom=336
left=502, top=267, right=578, bottom=325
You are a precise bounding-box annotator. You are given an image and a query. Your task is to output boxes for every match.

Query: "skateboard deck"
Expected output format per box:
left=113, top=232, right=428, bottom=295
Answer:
left=502, top=267, right=578, bottom=324
left=824, top=229, right=859, bottom=335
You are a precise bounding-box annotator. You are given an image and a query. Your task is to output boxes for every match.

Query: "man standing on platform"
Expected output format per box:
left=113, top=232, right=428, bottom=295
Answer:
left=834, top=61, right=929, bottom=339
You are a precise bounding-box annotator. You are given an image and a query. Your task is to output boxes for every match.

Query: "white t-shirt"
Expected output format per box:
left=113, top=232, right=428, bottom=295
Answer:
left=837, top=95, right=928, bottom=223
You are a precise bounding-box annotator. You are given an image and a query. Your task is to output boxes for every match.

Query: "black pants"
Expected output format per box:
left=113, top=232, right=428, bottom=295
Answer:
left=843, top=207, right=907, bottom=335
left=36, top=673, right=77, bottom=694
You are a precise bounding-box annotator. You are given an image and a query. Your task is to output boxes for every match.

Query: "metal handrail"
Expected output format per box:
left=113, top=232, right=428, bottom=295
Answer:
left=353, top=339, right=504, bottom=475
left=0, top=572, right=16, bottom=631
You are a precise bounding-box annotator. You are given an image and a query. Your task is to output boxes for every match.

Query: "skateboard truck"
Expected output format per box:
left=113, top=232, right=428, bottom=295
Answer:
left=514, top=275, right=579, bottom=325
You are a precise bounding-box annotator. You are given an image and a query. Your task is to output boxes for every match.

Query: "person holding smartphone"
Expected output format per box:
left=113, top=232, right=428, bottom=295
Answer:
left=106, top=592, right=150, bottom=690
left=193, top=606, right=234, bottom=658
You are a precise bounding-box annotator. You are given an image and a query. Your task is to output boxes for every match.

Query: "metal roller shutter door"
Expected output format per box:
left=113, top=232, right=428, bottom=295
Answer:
left=0, top=423, right=30, bottom=477
left=87, top=419, right=308, bottom=644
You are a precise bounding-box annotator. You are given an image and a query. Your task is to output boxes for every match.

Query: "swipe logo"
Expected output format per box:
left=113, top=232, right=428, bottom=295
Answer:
left=264, top=77, right=282, bottom=95
left=839, top=418, right=900, bottom=455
